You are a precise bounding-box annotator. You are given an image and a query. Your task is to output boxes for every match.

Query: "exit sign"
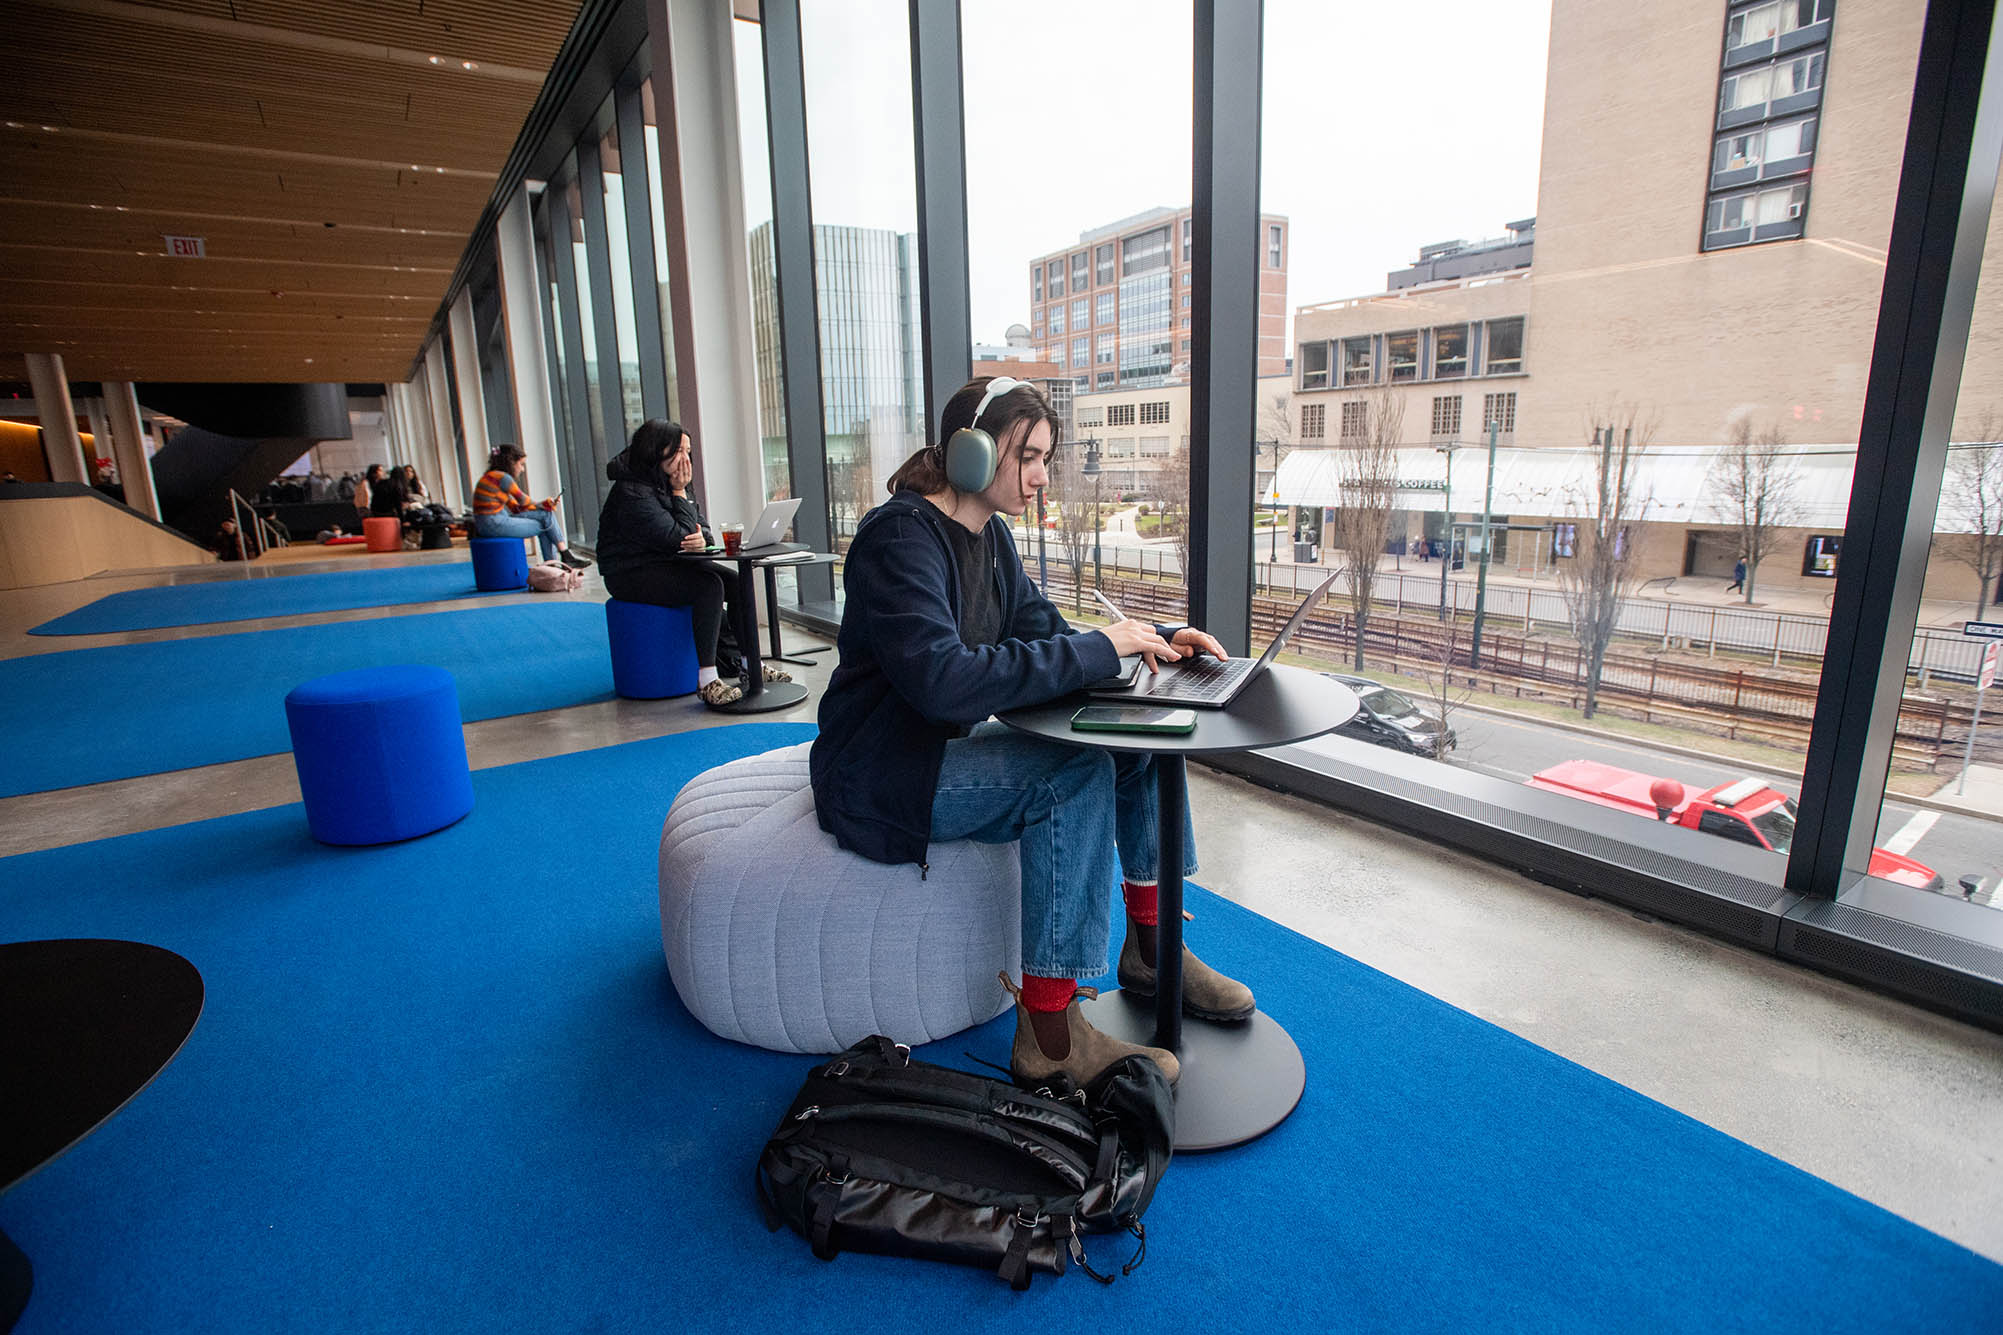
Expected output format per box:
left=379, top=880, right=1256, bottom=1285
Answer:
left=162, top=235, right=206, bottom=257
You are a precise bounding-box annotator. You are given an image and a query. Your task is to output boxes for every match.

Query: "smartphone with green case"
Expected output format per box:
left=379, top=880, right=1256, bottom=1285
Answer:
left=1069, top=705, right=1197, bottom=735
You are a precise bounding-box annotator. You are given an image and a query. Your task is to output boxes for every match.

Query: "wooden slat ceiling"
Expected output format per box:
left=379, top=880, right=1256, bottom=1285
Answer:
left=0, top=0, right=581, bottom=384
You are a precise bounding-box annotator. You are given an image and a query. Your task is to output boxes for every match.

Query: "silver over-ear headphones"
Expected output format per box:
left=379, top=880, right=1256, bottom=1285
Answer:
left=943, top=377, right=1028, bottom=493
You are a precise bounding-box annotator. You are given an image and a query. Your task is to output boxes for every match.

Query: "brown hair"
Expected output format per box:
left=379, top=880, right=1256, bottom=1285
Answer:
left=885, top=377, right=1063, bottom=497
left=486, top=444, right=525, bottom=474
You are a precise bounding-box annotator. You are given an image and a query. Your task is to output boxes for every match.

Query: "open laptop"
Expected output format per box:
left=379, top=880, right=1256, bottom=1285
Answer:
left=735, top=497, right=805, bottom=552
left=1087, top=571, right=1341, bottom=709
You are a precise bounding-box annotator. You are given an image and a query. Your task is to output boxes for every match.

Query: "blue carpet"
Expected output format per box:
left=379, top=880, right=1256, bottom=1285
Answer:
left=30, top=563, right=499, bottom=636
left=0, top=603, right=613, bottom=797
left=2, top=722, right=1999, bottom=1333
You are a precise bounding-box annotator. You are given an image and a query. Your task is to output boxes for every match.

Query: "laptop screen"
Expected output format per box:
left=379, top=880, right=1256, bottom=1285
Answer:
left=1246, top=571, right=1342, bottom=670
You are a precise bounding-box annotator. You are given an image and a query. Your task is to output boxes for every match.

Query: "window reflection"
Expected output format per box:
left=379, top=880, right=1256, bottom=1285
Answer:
left=797, top=0, right=925, bottom=550
left=597, top=117, right=646, bottom=444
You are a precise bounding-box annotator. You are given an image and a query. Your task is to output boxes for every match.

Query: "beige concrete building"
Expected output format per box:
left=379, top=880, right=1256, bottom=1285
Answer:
left=1029, top=206, right=1289, bottom=389
left=1283, top=0, right=2003, bottom=604
left=1071, top=372, right=1296, bottom=498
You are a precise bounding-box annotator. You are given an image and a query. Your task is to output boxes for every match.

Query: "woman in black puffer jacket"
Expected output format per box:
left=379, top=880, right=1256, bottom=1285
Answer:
left=596, top=419, right=788, bottom=707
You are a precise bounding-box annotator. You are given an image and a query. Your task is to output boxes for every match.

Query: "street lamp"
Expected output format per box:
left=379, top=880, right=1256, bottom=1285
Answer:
left=1434, top=442, right=1455, bottom=621
left=1470, top=417, right=1501, bottom=669
left=1081, top=436, right=1103, bottom=593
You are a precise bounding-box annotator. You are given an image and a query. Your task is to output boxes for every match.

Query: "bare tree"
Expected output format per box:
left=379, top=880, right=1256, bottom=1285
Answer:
left=1154, top=443, right=1192, bottom=589
left=1414, top=617, right=1474, bottom=763
left=1711, top=418, right=1804, bottom=604
left=1047, top=445, right=1094, bottom=612
left=1258, top=388, right=1293, bottom=448
left=1557, top=404, right=1657, bottom=720
left=1940, top=408, right=2003, bottom=619
left=1326, top=388, right=1403, bottom=669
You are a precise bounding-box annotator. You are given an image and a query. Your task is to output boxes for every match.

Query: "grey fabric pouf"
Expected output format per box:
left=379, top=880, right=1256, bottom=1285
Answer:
left=658, top=742, right=1021, bottom=1054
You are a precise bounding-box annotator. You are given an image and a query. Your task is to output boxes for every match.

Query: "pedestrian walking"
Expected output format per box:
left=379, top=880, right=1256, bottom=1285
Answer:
left=1727, top=556, right=1747, bottom=594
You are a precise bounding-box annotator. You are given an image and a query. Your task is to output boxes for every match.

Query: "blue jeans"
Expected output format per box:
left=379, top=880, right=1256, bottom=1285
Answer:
left=473, top=509, right=563, bottom=561
left=930, top=722, right=1197, bottom=980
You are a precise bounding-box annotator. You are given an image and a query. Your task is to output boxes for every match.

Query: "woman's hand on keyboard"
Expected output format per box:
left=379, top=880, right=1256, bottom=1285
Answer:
left=1100, top=619, right=1182, bottom=672
left=1170, top=628, right=1230, bottom=662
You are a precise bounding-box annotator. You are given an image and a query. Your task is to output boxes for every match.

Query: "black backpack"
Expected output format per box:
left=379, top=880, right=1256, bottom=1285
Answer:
left=755, top=1034, right=1174, bottom=1290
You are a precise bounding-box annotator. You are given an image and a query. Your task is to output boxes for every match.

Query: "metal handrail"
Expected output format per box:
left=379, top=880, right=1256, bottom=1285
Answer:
left=227, top=488, right=285, bottom=558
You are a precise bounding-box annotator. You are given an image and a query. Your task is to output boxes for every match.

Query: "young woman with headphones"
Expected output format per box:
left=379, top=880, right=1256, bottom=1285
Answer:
left=809, top=375, right=1256, bottom=1088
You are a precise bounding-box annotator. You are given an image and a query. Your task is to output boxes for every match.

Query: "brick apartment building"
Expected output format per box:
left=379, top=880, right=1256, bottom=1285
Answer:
left=1028, top=205, right=1289, bottom=390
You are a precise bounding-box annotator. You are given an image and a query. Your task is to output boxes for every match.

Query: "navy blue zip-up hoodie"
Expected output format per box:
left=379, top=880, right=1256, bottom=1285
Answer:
left=810, top=491, right=1121, bottom=869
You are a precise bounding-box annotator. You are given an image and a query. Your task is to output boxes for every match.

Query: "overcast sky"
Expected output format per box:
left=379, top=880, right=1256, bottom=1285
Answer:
left=738, top=0, right=1554, bottom=347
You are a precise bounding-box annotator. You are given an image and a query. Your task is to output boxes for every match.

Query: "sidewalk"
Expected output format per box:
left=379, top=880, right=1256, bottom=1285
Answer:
left=1925, top=763, right=2003, bottom=815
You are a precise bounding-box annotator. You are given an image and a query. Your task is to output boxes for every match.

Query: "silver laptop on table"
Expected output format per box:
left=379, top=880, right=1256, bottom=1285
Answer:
left=1086, top=571, right=1341, bottom=709
left=736, top=497, right=804, bottom=551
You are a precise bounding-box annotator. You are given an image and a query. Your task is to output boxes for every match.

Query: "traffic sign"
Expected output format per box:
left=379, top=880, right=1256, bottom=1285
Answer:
left=1963, top=620, right=2003, bottom=639
left=1984, top=642, right=1999, bottom=691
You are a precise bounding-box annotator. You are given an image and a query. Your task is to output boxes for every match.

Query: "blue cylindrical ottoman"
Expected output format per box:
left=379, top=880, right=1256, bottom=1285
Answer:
left=605, top=599, right=701, bottom=699
left=470, top=536, right=528, bottom=591
left=284, top=665, right=475, bottom=845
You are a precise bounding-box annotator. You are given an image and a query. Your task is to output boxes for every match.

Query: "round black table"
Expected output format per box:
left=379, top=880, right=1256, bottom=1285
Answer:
left=999, top=664, right=1357, bottom=1151
left=687, top=544, right=813, bottom=714
left=0, top=939, right=204, bottom=1328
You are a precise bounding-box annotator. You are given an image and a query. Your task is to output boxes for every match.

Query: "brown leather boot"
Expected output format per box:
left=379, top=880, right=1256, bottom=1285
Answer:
left=1002, top=975, right=1179, bottom=1087
left=1117, top=918, right=1256, bottom=1021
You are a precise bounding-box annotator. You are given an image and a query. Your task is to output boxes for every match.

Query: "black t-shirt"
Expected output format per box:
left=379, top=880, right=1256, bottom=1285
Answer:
left=934, top=506, right=1001, bottom=649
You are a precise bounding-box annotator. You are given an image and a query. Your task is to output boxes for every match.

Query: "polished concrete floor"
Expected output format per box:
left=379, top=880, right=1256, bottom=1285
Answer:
left=4, top=549, right=2001, bottom=1264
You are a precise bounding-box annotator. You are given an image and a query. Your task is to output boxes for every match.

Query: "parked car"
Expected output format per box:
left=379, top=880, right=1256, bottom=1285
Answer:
left=1526, top=759, right=1945, bottom=891
left=1324, top=674, right=1456, bottom=757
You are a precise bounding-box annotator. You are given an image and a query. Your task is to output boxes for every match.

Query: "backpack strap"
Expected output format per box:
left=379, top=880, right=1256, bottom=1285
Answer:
left=807, top=1153, right=850, bottom=1261
left=996, top=1208, right=1040, bottom=1291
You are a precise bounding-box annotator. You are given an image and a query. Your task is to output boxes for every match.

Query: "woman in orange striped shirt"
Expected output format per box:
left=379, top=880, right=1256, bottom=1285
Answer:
left=472, top=444, right=590, bottom=571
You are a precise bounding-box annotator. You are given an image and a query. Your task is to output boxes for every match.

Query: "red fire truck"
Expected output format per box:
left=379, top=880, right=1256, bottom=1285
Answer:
left=1527, top=759, right=1944, bottom=890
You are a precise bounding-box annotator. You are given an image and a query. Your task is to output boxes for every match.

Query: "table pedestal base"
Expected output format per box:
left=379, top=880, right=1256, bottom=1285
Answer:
left=1079, top=989, right=1304, bottom=1152
left=710, top=680, right=809, bottom=714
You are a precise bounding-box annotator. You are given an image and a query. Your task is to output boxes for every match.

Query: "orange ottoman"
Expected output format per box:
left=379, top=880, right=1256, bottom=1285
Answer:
left=363, top=516, right=403, bottom=553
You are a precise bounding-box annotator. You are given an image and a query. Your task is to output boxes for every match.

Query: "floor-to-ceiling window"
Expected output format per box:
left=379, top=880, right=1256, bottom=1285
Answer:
left=798, top=0, right=925, bottom=550
left=588, top=100, right=648, bottom=454
left=723, top=19, right=790, bottom=502
left=961, top=0, right=1193, bottom=612
left=1244, top=0, right=1973, bottom=916
left=1886, top=138, right=2003, bottom=909
left=533, top=185, right=591, bottom=544
left=640, top=78, right=685, bottom=432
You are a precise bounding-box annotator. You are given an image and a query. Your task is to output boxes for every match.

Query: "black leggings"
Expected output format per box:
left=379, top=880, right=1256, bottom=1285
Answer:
left=605, top=563, right=741, bottom=672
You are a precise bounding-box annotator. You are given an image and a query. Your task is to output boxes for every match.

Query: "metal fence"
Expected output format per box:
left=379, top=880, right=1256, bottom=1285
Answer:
left=1244, top=561, right=1988, bottom=682
left=867, top=527, right=1990, bottom=684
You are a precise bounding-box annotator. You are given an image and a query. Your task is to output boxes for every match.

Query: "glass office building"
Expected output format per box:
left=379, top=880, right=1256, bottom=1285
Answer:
left=751, top=220, right=923, bottom=539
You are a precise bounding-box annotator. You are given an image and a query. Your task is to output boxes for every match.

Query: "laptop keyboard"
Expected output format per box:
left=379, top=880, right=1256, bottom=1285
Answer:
left=1139, top=656, right=1249, bottom=701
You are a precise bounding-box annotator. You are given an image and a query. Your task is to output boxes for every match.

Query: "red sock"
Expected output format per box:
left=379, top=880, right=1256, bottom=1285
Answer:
left=1122, top=880, right=1159, bottom=927
left=1019, top=973, right=1077, bottom=1013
